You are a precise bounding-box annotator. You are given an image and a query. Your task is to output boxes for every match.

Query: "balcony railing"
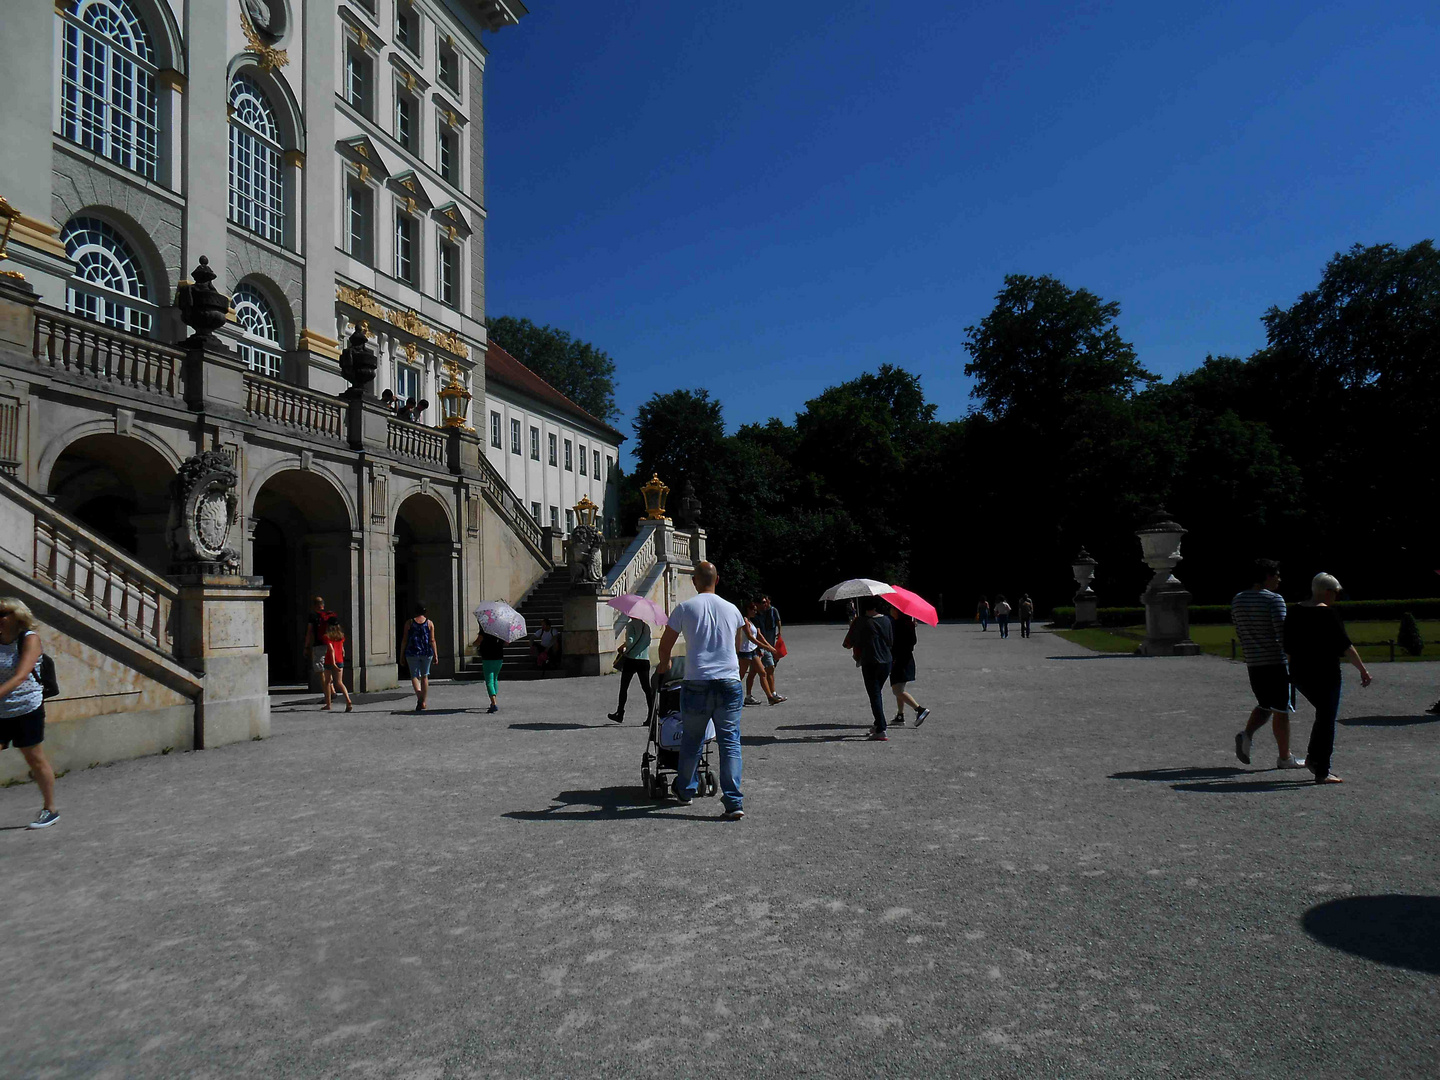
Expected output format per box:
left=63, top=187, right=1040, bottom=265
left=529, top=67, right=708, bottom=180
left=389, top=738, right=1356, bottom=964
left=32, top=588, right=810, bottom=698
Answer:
left=33, top=308, right=182, bottom=398
left=476, top=453, right=543, bottom=552
left=244, top=373, right=347, bottom=441
left=387, top=416, right=447, bottom=464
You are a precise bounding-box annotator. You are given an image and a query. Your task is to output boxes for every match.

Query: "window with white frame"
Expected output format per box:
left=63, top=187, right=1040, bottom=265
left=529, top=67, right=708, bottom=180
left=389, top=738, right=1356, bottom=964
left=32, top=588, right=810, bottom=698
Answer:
left=490, top=411, right=501, bottom=448
left=594, top=449, right=601, bottom=478
left=61, top=216, right=153, bottom=336
left=438, top=240, right=458, bottom=306
left=510, top=418, right=521, bottom=454
left=529, top=425, right=540, bottom=460
left=233, top=283, right=283, bottom=377
left=59, top=0, right=160, bottom=181
left=438, top=125, right=459, bottom=185
left=566, top=509, right=574, bottom=534
left=228, top=74, right=285, bottom=244
left=606, top=454, right=614, bottom=477
left=564, top=439, right=573, bottom=471
left=437, top=42, right=460, bottom=93
left=394, top=209, right=417, bottom=284
left=395, top=3, right=419, bottom=58
left=394, top=359, right=420, bottom=407
left=547, top=432, right=557, bottom=466
left=395, top=90, right=418, bottom=153
left=344, top=45, right=372, bottom=118
left=345, top=178, right=372, bottom=263
left=530, top=501, right=541, bottom=523
left=549, top=506, right=558, bottom=530
left=579, top=445, right=587, bottom=476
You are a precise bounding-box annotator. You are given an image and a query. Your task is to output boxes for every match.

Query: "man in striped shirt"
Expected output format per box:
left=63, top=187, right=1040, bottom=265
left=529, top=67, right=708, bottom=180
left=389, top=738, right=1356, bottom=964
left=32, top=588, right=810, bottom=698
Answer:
left=1232, top=559, right=1306, bottom=769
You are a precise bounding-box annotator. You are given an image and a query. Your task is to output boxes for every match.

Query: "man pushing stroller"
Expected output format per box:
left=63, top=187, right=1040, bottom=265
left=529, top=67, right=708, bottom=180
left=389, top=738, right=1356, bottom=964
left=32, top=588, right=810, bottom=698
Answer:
left=655, top=561, right=747, bottom=820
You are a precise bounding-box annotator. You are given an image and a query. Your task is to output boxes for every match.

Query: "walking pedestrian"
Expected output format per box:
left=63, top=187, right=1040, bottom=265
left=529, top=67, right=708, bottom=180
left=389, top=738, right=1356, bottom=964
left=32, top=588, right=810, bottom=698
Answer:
left=302, top=595, right=332, bottom=684
left=977, top=597, right=990, bottom=631
left=739, top=600, right=782, bottom=706
left=0, top=599, right=59, bottom=828
left=655, top=561, right=747, bottom=819
left=1231, top=559, right=1304, bottom=769
left=887, top=608, right=931, bottom=728
left=320, top=617, right=354, bottom=713
left=1019, top=594, right=1034, bottom=638
left=843, top=596, right=894, bottom=741
left=1284, top=572, right=1373, bottom=784
left=402, top=604, right=437, bottom=712
left=994, top=595, right=1012, bottom=638
left=608, top=615, right=654, bottom=723
left=752, top=593, right=786, bottom=699
left=474, top=628, right=505, bottom=713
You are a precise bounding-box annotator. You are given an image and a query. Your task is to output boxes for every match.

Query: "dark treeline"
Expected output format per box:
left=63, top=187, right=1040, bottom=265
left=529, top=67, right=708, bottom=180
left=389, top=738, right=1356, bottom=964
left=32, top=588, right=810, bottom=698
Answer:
left=624, top=241, right=1440, bottom=618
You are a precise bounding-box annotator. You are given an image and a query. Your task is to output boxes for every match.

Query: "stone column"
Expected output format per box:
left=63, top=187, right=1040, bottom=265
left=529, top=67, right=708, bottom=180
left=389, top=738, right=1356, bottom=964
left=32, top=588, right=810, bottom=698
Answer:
left=170, top=575, right=272, bottom=748
left=181, top=0, right=231, bottom=289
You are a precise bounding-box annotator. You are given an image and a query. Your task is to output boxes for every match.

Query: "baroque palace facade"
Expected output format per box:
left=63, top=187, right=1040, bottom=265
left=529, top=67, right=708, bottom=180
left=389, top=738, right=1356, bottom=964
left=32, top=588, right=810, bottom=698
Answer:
left=0, top=0, right=648, bottom=781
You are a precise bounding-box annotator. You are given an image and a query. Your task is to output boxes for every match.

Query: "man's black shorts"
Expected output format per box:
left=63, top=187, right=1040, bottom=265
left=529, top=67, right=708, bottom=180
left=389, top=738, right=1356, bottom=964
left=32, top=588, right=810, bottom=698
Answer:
left=0, top=705, right=45, bottom=750
left=1246, top=664, right=1293, bottom=714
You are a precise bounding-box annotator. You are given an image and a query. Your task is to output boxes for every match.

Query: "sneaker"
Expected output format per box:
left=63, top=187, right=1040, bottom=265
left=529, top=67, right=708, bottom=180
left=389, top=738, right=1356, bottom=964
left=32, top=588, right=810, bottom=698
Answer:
left=1234, top=731, right=1252, bottom=765
left=743, top=696, right=760, bottom=706
left=1277, top=754, right=1306, bottom=769
left=670, top=784, right=693, bottom=806
left=28, top=809, right=59, bottom=829
left=867, top=730, right=889, bottom=742
left=607, top=712, right=623, bottom=723
left=768, top=695, right=787, bottom=705
left=1427, top=700, right=1440, bottom=715
left=892, top=714, right=906, bottom=726
left=914, top=708, right=931, bottom=728
left=722, top=808, right=745, bottom=820
left=487, top=704, right=499, bottom=714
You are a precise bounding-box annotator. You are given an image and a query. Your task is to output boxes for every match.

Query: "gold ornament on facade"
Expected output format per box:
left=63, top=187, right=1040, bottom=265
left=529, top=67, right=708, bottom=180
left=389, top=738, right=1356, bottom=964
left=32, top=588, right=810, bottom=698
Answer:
left=0, top=196, right=27, bottom=281
left=239, top=8, right=290, bottom=72
left=334, top=286, right=471, bottom=360
left=402, top=340, right=420, bottom=363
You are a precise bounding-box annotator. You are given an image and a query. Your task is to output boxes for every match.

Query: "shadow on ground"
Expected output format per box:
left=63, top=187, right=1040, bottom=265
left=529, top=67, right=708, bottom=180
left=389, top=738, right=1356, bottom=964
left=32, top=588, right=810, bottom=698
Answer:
left=1339, top=714, right=1440, bottom=727
left=503, top=786, right=723, bottom=822
left=1303, top=895, right=1440, bottom=973
left=1047, top=654, right=1144, bottom=661
left=508, top=722, right=612, bottom=731
left=1110, top=765, right=1314, bottom=794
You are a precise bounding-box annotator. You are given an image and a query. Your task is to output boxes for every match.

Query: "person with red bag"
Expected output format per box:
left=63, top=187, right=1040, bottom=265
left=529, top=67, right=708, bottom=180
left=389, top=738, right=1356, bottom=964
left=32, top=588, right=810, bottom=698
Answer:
left=752, top=594, right=788, bottom=702
left=321, top=617, right=353, bottom=713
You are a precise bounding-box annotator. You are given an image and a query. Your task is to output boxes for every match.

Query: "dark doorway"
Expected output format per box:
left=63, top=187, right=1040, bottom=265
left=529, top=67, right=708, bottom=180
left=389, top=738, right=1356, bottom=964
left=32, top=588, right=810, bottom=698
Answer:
left=394, top=492, right=455, bottom=678
left=48, top=434, right=175, bottom=574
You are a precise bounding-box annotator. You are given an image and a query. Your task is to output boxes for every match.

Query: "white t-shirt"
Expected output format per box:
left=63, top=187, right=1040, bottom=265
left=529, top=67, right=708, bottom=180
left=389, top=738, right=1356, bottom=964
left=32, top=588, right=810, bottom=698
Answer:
left=995, top=602, right=1012, bottom=617
left=669, top=592, right=745, bottom=681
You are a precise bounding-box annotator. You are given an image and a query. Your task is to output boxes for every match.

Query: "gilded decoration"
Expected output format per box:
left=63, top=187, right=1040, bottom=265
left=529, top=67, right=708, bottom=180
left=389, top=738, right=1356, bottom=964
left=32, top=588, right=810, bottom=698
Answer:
left=335, top=285, right=471, bottom=359
left=0, top=196, right=27, bottom=281
left=240, top=8, right=290, bottom=72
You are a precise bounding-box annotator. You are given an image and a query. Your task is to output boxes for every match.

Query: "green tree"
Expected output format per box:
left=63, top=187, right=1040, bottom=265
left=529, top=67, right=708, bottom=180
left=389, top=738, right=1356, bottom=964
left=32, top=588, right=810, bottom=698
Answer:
left=485, top=316, right=619, bottom=421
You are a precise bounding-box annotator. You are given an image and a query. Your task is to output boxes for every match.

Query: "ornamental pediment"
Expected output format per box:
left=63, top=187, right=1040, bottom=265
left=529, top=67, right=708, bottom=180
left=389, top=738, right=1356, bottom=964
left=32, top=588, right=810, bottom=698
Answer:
left=337, top=136, right=391, bottom=181
left=386, top=171, right=436, bottom=213
left=431, top=202, right=472, bottom=240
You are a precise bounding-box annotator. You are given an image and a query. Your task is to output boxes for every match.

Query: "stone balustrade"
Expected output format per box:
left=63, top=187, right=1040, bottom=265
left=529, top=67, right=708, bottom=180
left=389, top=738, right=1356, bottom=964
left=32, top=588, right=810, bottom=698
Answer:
left=33, top=307, right=183, bottom=399
left=244, top=373, right=347, bottom=441
left=387, top=416, right=448, bottom=464
left=477, top=452, right=544, bottom=552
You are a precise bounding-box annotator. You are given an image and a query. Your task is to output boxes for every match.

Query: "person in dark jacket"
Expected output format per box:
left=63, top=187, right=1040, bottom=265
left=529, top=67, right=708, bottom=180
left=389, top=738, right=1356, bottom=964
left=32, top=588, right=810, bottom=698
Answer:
left=474, top=628, right=506, bottom=714
left=1283, top=572, right=1373, bottom=784
left=843, top=596, right=895, bottom=741
left=887, top=609, right=932, bottom=728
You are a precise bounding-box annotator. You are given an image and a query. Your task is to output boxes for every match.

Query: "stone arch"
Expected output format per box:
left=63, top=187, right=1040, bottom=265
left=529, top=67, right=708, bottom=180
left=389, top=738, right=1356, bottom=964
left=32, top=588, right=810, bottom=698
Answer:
left=231, top=272, right=295, bottom=352
left=44, top=431, right=180, bottom=574
left=394, top=489, right=458, bottom=679
left=59, top=205, right=173, bottom=319
left=245, top=457, right=358, bottom=534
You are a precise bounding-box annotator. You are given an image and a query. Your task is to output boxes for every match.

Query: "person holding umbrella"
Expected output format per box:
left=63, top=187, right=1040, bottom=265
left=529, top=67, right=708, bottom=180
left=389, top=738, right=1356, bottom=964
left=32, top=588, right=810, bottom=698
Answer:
left=882, top=585, right=937, bottom=728
left=843, top=596, right=895, bottom=741
left=605, top=593, right=668, bottom=723
left=474, top=629, right=506, bottom=713
left=473, top=600, right=528, bottom=714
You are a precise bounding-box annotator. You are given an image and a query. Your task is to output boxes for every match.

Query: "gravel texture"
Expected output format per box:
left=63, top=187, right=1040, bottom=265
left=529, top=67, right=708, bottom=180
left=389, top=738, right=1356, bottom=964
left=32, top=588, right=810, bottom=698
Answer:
left=2, top=622, right=1437, bottom=1078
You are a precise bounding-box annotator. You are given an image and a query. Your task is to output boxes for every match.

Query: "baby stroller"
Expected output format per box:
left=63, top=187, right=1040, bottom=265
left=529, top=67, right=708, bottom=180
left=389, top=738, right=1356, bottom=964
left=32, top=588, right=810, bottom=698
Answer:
left=641, top=661, right=719, bottom=800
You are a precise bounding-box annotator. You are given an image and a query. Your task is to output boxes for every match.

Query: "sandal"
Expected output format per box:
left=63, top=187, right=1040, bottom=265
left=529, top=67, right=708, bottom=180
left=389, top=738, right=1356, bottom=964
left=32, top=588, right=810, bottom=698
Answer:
left=345, top=704, right=353, bottom=713
left=768, top=695, right=787, bottom=704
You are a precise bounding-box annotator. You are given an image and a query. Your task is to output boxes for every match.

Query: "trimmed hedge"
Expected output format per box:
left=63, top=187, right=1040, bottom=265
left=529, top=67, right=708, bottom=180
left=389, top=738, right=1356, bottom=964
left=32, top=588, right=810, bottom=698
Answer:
left=1051, top=598, right=1440, bottom=626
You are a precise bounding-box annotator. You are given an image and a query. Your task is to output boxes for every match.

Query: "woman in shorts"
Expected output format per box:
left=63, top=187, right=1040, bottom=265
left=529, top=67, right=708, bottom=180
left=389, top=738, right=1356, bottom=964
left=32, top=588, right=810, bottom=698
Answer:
left=0, top=598, right=59, bottom=828
left=402, top=604, right=437, bottom=712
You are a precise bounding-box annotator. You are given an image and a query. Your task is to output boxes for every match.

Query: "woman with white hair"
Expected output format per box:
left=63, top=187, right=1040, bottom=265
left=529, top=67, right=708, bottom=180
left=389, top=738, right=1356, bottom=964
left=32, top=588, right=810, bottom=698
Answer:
left=0, top=598, right=59, bottom=827
left=1283, top=573, right=1373, bottom=784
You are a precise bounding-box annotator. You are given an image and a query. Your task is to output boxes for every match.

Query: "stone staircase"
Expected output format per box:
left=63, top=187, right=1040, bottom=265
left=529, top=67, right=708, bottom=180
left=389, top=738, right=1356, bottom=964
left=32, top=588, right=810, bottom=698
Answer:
left=458, top=565, right=573, bottom=682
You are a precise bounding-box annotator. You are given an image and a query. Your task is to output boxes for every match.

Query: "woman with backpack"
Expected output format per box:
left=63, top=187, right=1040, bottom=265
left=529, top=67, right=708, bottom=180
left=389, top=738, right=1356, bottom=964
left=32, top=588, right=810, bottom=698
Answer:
left=402, top=604, right=437, bottom=712
left=321, top=617, right=354, bottom=713
left=0, top=598, right=59, bottom=828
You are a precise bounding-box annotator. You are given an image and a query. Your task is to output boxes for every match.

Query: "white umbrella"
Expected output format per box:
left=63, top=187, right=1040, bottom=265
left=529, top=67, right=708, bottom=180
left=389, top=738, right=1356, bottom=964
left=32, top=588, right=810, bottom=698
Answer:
left=818, top=578, right=895, bottom=603
left=473, top=601, right=527, bottom=642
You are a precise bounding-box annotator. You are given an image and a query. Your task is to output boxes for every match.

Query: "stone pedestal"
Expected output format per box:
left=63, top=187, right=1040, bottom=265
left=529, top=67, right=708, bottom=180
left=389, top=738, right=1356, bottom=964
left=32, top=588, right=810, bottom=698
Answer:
left=1073, top=590, right=1098, bottom=628
left=562, top=589, right=615, bottom=677
left=170, top=576, right=272, bottom=747
left=1138, top=585, right=1201, bottom=656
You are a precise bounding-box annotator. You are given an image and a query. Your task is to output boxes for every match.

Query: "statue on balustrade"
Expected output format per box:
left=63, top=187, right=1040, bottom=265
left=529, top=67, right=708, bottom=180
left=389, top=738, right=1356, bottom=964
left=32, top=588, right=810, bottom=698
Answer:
left=677, top=478, right=702, bottom=527
left=569, top=524, right=604, bottom=586
left=167, top=448, right=241, bottom=576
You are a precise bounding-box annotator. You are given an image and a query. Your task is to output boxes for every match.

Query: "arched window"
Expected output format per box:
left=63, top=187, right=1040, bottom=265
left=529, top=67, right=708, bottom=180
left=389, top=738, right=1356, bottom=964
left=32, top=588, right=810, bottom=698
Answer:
left=228, top=74, right=285, bottom=244
left=233, top=283, right=284, bottom=378
left=59, top=0, right=161, bottom=180
left=61, top=216, right=154, bottom=337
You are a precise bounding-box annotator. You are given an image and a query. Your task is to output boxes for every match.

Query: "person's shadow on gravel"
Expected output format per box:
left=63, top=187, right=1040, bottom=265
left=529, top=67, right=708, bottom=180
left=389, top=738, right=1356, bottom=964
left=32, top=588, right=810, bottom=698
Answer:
left=1110, top=767, right=1247, bottom=782
left=1339, top=714, right=1440, bottom=727
left=503, top=786, right=725, bottom=822
left=1110, top=766, right=1313, bottom=793
left=1303, top=895, right=1440, bottom=974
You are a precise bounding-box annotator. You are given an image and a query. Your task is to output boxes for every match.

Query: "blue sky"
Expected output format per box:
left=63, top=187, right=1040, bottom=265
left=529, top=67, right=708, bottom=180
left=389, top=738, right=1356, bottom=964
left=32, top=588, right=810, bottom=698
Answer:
left=482, top=1, right=1440, bottom=448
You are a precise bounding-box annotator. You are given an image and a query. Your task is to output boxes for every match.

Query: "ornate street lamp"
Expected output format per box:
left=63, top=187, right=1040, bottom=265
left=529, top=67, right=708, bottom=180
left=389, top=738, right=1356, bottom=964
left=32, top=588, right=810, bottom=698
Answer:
left=640, top=473, right=670, bottom=520
left=0, top=195, right=26, bottom=282
left=437, top=359, right=472, bottom=428
left=1134, top=508, right=1200, bottom=656
left=574, top=494, right=599, bottom=529
left=1071, top=547, right=1098, bottom=628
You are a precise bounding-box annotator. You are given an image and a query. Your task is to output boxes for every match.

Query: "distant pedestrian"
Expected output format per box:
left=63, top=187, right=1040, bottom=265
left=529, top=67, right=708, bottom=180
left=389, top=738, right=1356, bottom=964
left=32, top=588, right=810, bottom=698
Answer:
left=1284, top=572, right=1373, bottom=784
left=739, top=600, right=782, bottom=706
left=1019, top=595, right=1034, bottom=638
left=887, top=608, right=931, bottom=728
left=531, top=618, right=560, bottom=673
left=0, top=599, right=58, bottom=828
left=608, top=615, right=654, bottom=723
left=474, top=629, right=505, bottom=714
left=977, top=598, right=990, bottom=631
left=655, top=561, right=747, bottom=819
left=302, top=595, right=332, bottom=683
left=402, top=604, right=437, bottom=712
left=321, top=617, right=353, bottom=713
left=843, top=596, right=894, bottom=741
left=994, top=595, right=1012, bottom=638
left=1231, top=559, right=1304, bottom=769
left=752, top=593, right=786, bottom=699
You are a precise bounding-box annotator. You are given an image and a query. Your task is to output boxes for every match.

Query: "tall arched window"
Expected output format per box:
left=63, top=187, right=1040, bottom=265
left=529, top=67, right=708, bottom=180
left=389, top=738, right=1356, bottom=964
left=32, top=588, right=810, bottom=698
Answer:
left=59, top=0, right=161, bottom=180
left=61, top=216, right=154, bottom=336
left=228, top=74, right=285, bottom=244
left=233, top=283, right=283, bottom=378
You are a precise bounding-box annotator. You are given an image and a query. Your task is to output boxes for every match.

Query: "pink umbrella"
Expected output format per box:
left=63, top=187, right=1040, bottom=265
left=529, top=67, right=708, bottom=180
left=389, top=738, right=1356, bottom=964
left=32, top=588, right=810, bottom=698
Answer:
left=885, top=585, right=939, bottom=627
left=607, top=593, right=669, bottom=626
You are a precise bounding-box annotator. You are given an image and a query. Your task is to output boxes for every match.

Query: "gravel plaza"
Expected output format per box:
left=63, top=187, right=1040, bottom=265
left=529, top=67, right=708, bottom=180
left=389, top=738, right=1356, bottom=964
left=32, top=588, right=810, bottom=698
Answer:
left=3, top=622, right=1437, bottom=1078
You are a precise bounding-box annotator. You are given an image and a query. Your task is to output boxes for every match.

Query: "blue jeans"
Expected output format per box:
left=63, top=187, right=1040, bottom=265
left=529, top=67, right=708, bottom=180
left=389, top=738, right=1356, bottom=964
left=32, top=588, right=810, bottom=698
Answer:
left=980, top=613, right=989, bottom=630
left=998, top=615, right=1009, bottom=638
left=862, top=662, right=890, bottom=730
left=675, top=679, right=743, bottom=811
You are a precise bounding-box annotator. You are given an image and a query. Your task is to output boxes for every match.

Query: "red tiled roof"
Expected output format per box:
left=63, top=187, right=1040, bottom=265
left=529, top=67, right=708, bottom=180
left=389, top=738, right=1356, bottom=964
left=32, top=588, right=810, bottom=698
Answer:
left=483, top=342, right=626, bottom=443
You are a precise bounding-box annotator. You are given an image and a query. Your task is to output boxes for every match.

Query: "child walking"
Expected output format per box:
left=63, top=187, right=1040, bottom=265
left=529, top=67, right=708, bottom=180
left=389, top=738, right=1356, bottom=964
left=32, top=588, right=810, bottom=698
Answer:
left=322, top=618, right=353, bottom=712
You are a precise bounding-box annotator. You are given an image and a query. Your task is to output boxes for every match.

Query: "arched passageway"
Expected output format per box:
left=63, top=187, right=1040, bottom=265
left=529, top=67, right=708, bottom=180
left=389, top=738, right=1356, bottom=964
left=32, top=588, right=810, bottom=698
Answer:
left=394, top=493, right=456, bottom=678
left=251, top=470, right=354, bottom=685
left=48, top=434, right=176, bottom=575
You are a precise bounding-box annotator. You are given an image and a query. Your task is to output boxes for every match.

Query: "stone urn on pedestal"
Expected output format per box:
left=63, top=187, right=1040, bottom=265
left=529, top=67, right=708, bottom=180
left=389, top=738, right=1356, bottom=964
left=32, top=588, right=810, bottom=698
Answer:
left=1071, top=548, right=1099, bottom=628
left=175, top=256, right=230, bottom=350
left=338, top=323, right=379, bottom=399
left=1135, top=509, right=1201, bottom=656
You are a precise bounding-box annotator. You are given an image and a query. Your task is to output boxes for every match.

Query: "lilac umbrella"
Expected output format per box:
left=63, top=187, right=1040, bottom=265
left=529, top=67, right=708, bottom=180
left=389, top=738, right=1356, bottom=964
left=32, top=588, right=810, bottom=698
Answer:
left=473, top=601, right=527, bottom=642
left=606, top=593, right=669, bottom=626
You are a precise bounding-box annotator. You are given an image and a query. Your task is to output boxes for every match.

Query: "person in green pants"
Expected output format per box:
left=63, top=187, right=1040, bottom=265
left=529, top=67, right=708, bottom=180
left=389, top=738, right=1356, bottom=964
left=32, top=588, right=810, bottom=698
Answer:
left=475, top=629, right=506, bottom=713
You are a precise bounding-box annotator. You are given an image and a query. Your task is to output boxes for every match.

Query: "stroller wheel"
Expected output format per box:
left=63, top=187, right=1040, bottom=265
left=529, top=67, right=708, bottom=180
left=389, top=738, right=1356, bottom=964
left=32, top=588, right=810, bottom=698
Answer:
left=649, top=775, right=668, bottom=801
left=704, top=771, right=718, bottom=797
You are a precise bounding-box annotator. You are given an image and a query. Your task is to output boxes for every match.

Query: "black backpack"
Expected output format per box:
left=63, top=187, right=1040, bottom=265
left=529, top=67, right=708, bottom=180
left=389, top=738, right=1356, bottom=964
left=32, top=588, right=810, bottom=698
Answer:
left=34, top=654, right=59, bottom=699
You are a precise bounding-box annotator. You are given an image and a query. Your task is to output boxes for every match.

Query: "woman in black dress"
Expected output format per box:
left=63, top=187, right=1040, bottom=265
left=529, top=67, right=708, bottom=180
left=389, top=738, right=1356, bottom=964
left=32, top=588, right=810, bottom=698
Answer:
left=887, top=608, right=931, bottom=728
left=1283, top=572, right=1372, bottom=783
